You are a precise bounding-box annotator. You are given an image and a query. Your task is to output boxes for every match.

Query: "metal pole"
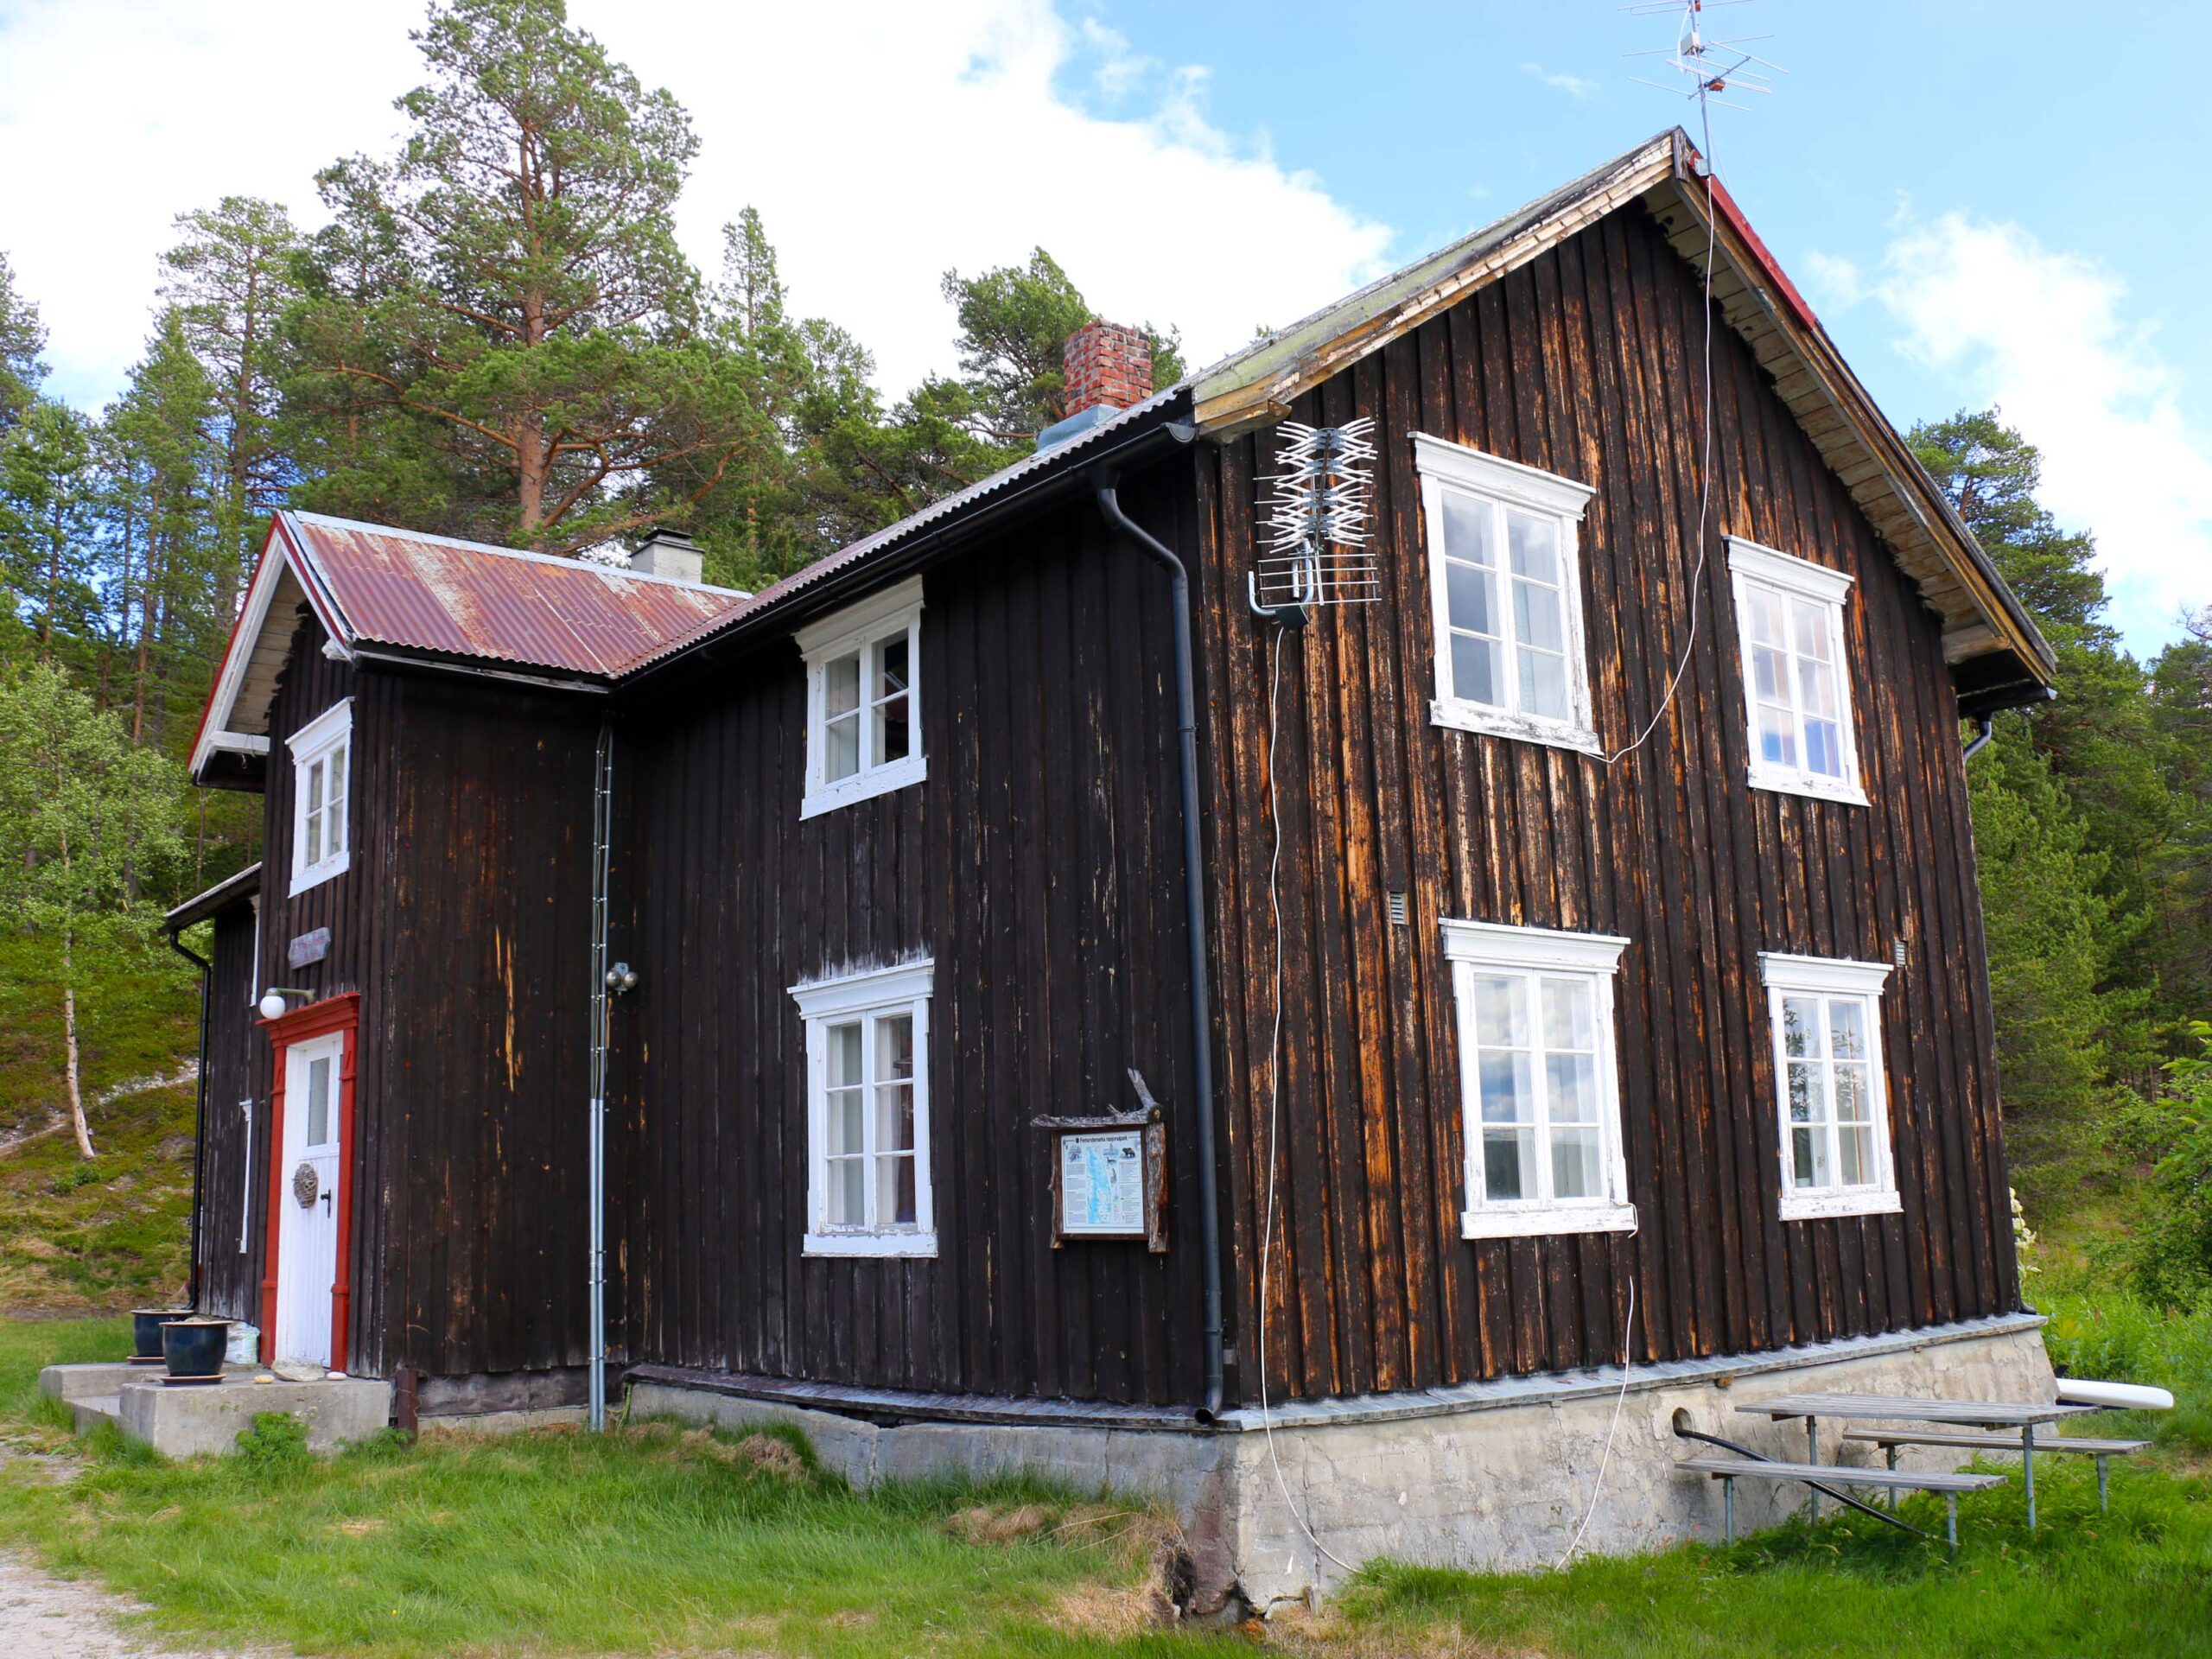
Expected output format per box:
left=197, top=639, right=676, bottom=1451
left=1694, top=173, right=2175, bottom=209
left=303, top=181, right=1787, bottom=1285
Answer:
left=2022, top=1422, right=2036, bottom=1530
left=587, top=721, right=613, bottom=1431
left=1944, top=1493, right=1958, bottom=1553
left=1723, top=1476, right=1735, bottom=1544
left=2096, top=1454, right=2109, bottom=1514
left=1805, top=1416, right=1820, bottom=1518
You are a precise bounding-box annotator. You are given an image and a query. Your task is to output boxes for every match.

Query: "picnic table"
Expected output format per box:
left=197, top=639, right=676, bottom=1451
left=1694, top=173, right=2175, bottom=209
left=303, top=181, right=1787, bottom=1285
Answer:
left=1738, top=1391, right=2097, bottom=1528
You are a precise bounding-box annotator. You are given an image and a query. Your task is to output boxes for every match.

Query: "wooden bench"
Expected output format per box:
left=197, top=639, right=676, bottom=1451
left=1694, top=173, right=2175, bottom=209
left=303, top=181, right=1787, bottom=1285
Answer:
left=1841, top=1428, right=2150, bottom=1513
left=1676, top=1455, right=2005, bottom=1549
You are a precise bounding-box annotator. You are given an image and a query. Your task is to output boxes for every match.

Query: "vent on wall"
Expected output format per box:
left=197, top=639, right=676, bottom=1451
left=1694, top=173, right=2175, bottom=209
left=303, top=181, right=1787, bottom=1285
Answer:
left=1388, top=889, right=1410, bottom=927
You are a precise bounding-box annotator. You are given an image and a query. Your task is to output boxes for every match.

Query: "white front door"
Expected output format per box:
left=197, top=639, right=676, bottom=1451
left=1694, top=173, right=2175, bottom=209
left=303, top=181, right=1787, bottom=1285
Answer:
left=274, top=1032, right=343, bottom=1368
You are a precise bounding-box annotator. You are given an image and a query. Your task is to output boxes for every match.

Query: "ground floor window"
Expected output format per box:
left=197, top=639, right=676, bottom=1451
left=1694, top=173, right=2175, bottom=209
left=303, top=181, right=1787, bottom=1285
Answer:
left=1759, top=952, right=1901, bottom=1220
left=791, top=957, right=935, bottom=1256
left=1442, top=918, right=1637, bottom=1239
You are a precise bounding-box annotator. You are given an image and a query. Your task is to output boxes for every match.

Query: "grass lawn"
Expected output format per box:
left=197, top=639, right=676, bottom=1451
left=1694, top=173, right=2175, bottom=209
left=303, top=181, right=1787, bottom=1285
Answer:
left=3, top=1316, right=2208, bottom=1658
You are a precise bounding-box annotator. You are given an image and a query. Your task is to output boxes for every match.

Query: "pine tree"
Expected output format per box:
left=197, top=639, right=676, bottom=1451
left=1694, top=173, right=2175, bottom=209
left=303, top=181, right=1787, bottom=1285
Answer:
left=0, top=249, right=48, bottom=435
left=161, top=198, right=298, bottom=616
left=286, top=0, right=768, bottom=552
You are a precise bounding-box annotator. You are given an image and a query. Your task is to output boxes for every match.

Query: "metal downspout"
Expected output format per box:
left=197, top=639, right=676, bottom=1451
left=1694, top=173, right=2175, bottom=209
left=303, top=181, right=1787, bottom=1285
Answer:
left=1094, top=454, right=1226, bottom=1422
left=168, top=931, right=213, bottom=1312
left=588, top=721, right=613, bottom=1430
left=1962, top=715, right=1995, bottom=761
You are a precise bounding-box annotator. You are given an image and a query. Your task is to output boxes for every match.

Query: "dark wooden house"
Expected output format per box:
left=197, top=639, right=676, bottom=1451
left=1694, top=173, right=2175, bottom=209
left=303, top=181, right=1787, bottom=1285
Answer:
left=174, top=130, right=2057, bottom=1586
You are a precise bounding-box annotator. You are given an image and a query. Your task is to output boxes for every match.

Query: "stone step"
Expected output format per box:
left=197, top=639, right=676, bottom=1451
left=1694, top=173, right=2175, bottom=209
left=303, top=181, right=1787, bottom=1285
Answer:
left=114, top=1375, right=392, bottom=1459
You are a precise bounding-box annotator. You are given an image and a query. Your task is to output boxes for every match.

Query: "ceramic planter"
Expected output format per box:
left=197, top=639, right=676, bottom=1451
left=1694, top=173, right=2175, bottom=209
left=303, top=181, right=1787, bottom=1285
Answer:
left=161, top=1317, right=230, bottom=1379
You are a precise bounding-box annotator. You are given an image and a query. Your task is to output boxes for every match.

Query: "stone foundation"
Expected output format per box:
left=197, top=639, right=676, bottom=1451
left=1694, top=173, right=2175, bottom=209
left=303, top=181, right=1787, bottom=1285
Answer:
left=626, top=1313, right=2051, bottom=1611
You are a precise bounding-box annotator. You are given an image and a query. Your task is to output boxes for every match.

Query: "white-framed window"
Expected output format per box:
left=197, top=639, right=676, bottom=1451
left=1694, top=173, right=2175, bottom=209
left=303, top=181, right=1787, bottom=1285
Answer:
left=287, top=699, right=351, bottom=896
left=1442, top=918, right=1637, bottom=1238
left=1414, top=433, right=1600, bottom=756
left=1759, top=952, right=1901, bottom=1221
left=796, top=576, right=925, bottom=819
left=791, top=957, right=936, bottom=1257
left=1727, top=537, right=1866, bottom=805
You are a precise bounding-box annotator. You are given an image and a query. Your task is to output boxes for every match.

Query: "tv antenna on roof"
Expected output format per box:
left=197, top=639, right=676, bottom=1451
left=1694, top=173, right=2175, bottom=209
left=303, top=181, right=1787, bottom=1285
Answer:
left=1624, top=0, right=1784, bottom=120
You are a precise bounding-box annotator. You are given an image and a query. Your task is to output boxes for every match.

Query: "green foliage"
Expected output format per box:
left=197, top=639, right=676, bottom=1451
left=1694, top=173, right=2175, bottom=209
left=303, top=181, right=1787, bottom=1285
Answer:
left=2039, top=1264, right=2212, bottom=1455
left=0, top=247, right=46, bottom=435
left=2125, top=1026, right=2212, bottom=1310
left=288, top=0, right=779, bottom=551
left=232, top=1411, right=312, bottom=1475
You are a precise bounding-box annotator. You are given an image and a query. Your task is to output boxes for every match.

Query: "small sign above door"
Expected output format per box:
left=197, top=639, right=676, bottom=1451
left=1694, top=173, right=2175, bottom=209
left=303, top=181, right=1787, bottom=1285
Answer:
left=288, top=927, right=331, bottom=969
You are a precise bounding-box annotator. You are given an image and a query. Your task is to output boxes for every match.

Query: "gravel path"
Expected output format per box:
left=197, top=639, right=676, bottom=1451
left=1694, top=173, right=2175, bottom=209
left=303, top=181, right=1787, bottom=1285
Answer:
left=0, top=1551, right=276, bottom=1658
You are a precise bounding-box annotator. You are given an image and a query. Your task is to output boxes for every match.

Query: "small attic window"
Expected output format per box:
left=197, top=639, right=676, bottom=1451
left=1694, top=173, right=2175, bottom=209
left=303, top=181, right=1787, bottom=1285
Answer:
left=287, top=699, right=352, bottom=897
left=796, top=577, right=926, bottom=820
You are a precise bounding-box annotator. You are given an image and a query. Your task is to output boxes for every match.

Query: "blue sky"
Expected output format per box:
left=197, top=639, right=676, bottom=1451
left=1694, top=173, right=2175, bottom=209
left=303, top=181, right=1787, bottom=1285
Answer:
left=1057, top=0, right=2212, bottom=652
left=2, top=0, right=2203, bottom=652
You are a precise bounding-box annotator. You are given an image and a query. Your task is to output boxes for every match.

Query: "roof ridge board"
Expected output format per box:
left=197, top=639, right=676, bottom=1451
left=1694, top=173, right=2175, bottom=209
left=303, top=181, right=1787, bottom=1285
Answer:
left=286, top=510, right=753, bottom=596
left=1189, top=130, right=1684, bottom=410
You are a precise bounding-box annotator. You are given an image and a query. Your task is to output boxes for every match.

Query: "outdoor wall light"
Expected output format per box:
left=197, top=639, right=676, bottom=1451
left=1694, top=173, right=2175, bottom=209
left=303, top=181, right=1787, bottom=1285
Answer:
left=258, top=987, right=315, bottom=1020
left=605, top=963, right=639, bottom=995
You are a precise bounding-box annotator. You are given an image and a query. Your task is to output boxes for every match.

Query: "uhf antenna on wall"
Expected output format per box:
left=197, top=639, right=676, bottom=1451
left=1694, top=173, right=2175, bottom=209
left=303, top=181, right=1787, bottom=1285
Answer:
left=1250, top=417, right=1379, bottom=626
left=1625, top=0, right=1783, bottom=118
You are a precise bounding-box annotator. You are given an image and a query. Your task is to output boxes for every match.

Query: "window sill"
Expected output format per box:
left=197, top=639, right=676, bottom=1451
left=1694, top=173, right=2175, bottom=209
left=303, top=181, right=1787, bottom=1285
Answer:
left=1747, top=765, right=1869, bottom=807
left=1460, top=1201, right=1637, bottom=1240
left=289, top=852, right=349, bottom=898
left=1431, top=700, right=1603, bottom=759
left=800, top=754, right=927, bottom=821
left=1778, top=1188, right=1902, bottom=1222
left=804, top=1230, right=938, bottom=1259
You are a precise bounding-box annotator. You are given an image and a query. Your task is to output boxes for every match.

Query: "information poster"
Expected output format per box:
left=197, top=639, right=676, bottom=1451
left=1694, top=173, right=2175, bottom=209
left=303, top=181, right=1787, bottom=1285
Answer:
left=1058, top=1128, right=1147, bottom=1237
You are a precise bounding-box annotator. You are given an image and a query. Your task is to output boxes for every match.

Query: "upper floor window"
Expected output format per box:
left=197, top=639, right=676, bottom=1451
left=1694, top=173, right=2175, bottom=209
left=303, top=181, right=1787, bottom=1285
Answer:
left=1726, top=538, right=1866, bottom=805
left=1414, top=434, right=1600, bottom=756
left=287, top=699, right=351, bottom=896
left=1442, top=918, right=1637, bottom=1239
left=797, top=577, right=925, bottom=820
left=791, top=957, right=936, bottom=1257
left=1759, top=952, right=1900, bottom=1221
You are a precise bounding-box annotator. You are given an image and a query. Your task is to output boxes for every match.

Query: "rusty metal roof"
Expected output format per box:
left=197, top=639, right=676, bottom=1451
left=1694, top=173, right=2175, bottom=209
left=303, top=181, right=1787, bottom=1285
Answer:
left=280, top=512, right=750, bottom=679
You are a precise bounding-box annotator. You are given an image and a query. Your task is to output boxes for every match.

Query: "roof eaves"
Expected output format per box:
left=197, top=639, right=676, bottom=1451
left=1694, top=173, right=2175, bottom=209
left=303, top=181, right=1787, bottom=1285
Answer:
left=165, top=861, right=262, bottom=931
left=619, top=385, right=1192, bottom=679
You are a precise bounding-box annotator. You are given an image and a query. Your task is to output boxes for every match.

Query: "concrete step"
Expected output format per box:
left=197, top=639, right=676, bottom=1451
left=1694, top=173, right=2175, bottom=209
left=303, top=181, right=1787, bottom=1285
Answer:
left=69, top=1395, right=121, bottom=1434
left=40, top=1361, right=162, bottom=1402
left=114, top=1375, right=392, bottom=1459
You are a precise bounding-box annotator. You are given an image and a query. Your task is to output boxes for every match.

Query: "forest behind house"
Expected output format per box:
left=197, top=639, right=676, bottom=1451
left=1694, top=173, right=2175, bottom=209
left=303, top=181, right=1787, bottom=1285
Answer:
left=2, top=0, right=2208, bottom=1337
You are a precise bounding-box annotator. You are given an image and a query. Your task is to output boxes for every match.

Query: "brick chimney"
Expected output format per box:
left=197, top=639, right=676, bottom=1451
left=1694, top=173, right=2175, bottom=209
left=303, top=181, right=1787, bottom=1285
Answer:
left=1040, top=320, right=1153, bottom=450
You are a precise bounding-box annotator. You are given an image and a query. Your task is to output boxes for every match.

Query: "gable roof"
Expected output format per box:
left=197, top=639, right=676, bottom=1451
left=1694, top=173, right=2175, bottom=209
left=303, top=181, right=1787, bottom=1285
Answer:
left=188, top=512, right=750, bottom=781
left=1186, top=128, right=2054, bottom=699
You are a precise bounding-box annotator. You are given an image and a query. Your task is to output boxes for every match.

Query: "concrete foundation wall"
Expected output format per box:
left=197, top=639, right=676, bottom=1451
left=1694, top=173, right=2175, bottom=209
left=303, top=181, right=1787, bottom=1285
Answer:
left=627, top=1314, right=2052, bottom=1611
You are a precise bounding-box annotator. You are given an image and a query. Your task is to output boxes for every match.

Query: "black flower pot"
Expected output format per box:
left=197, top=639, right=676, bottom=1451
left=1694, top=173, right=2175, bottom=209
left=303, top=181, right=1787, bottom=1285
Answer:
left=161, top=1317, right=230, bottom=1380
left=131, top=1307, right=188, bottom=1359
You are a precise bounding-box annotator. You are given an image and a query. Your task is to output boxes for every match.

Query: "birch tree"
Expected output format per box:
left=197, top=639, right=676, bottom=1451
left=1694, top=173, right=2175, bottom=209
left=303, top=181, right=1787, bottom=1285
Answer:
left=0, top=662, right=182, bottom=1157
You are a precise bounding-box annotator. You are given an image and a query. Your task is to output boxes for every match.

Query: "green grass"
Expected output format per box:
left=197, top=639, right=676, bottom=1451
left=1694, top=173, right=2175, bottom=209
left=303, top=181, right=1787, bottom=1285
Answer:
left=5, top=1302, right=2209, bottom=1659
left=0, top=1077, right=197, bottom=1312
left=1326, top=1458, right=2212, bottom=1657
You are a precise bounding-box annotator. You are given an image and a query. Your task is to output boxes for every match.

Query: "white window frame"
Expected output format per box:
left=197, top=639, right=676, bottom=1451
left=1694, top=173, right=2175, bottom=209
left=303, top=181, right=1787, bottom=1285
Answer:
left=1442, top=918, right=1638, bottom=1239
left=1759, top=951, right=1901, bottom=1221
left=797, top=577, right=926, bottom=820
left=791, top=957, right=937, bottom=1257
left=1414, top=433, right=1601, bottom=757
left=286, top=699, right=352, bottom=896
left=1726, top=537, right=1867, bottom=806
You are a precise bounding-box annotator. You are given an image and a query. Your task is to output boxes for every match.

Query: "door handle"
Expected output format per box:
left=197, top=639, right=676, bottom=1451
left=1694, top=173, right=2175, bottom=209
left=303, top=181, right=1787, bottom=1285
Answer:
left=321, top=1191, right=332, bottom=1216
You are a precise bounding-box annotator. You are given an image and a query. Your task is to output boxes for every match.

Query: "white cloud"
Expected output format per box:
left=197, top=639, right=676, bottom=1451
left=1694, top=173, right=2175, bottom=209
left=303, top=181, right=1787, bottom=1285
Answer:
left=1864, top=213, right=2212, bottom=653
left=0, top=0, right=1394, bottom=410
left=1521, top=62, right=1599, bottom=102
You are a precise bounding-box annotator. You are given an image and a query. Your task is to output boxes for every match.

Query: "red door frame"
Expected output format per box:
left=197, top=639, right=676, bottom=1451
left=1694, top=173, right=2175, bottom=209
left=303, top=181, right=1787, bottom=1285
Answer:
left=258, top=993, right=360, bottom=1372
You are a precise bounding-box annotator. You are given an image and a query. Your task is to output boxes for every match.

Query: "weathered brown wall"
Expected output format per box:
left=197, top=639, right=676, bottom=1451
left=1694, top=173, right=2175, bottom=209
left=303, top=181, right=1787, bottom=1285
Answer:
left=191, top=895, right=263, bottom=1320
left=207, top=611, right=602, bottom=1384
left=1190, top=204, right=2017, bottom=1404
left=609, top=477, right=1210, bottom=1405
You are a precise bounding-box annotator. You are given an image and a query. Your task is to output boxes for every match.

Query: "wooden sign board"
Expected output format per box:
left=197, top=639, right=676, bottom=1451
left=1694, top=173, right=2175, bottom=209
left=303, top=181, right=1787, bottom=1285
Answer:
left=1047, top=1119, right=1167, bottom=1252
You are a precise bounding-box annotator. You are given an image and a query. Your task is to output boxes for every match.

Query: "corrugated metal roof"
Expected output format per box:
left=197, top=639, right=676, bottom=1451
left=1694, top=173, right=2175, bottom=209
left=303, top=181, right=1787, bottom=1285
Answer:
left=282, top=512, right=750, bottom=679
left=622, top=385, right=1189, bottom=674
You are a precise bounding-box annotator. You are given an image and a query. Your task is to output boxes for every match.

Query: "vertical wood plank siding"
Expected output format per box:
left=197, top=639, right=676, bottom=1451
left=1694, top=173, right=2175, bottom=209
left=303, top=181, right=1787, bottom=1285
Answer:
left=191, top=899, right=263, bottom=1319
left=207, top=611, right=601, bottom=1382
left=611, top=483, right=1207, bottom=1405
left=1192, top=207, right=2018, bottom=1404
